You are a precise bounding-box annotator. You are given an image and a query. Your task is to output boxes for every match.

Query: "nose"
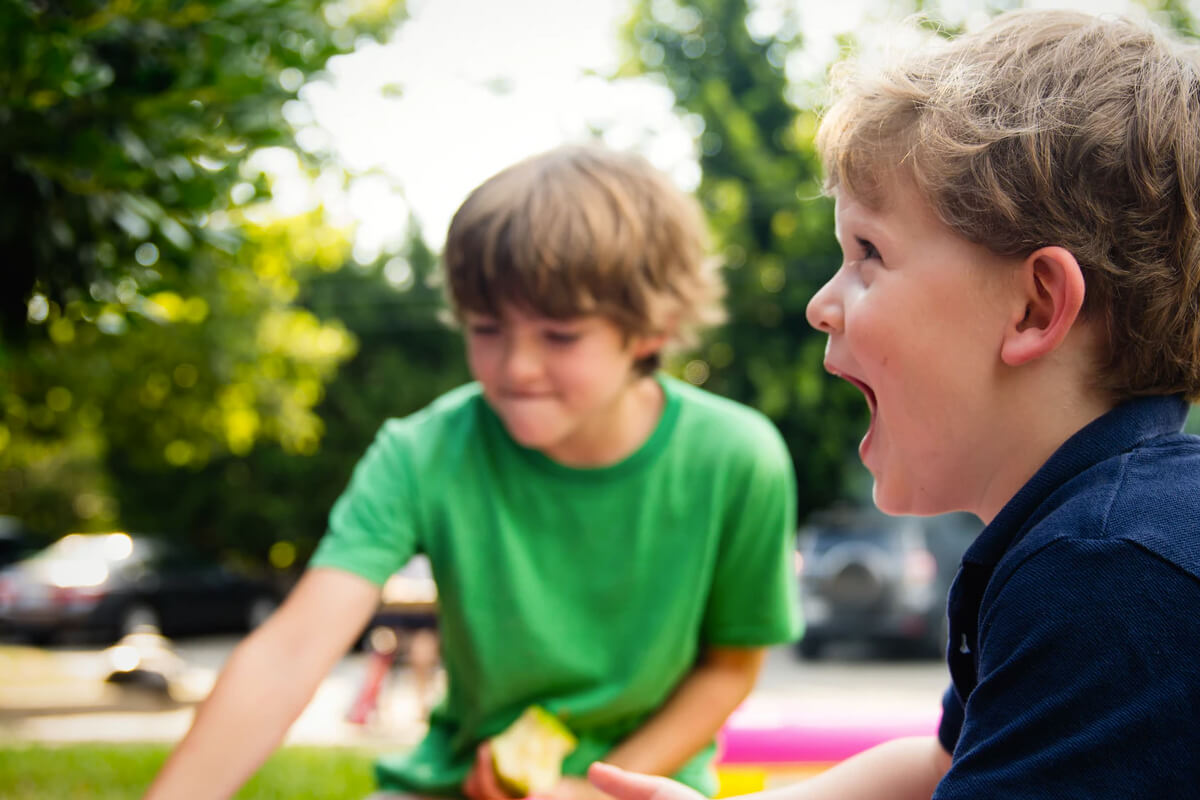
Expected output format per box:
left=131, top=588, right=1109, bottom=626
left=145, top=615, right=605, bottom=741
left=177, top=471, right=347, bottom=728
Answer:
left=806, top=271, right=844, bottom=334
left=501, top=335, right=543, bottom=384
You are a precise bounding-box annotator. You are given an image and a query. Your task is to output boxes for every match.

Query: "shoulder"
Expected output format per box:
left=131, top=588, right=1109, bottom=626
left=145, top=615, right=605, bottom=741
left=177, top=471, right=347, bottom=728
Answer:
left=1008, top=430, right=1200, bottom=585
left=1107, top=431, right=1200, bottom=577
left=958, top=530, right=1200, bottom=796
left=377, top=383, right=486, bottom=443
left=664, top=375, right=791, bottom=467
left=367, top=383, right=489, bottom=471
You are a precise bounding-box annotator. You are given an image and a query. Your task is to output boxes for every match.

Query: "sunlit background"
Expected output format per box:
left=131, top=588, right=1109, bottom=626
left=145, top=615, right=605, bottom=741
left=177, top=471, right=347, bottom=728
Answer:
left=2, top=0, right=1199, bottom=794
left=3, top=0, right=1181, bottom=556
left=285, top=0, right=1149, bottom=249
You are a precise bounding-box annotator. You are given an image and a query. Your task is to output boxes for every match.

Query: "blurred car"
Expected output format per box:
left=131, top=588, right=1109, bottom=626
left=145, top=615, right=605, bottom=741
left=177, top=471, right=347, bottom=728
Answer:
left=795, top=507, right=981, bottom=659
left=358, top=554, right=438, bottom=649
left=0, top=516, right=43, bottom=568
left=0, top=532, right=280, bottom=643
left=347, top=556, right=442, bottom=722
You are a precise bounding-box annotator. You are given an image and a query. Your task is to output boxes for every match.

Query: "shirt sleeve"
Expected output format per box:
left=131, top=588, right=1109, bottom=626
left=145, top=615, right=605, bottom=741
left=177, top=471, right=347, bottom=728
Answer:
left=307, top=420, right=420, bottom=585
left=938, top=684, right=964, bottom=755
left=933, top=538, right=1200, bottom=798
left=700, top=423, right=801, bottom=647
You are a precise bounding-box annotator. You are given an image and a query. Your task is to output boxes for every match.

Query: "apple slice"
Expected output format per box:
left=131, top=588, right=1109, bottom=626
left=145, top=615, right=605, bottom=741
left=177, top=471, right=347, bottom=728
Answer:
left=491, top=705, right=578, bottom=796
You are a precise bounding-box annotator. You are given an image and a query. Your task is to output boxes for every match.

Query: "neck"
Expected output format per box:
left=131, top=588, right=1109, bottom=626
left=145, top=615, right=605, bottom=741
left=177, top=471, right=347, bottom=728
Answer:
left=542, top=375, right=665, bottom=467
left=973, top=370, right=1113, bottom=525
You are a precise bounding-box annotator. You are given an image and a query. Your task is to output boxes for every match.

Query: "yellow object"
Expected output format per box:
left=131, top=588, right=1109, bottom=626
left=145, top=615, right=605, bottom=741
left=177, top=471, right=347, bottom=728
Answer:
left=714, top=764, right=833, bottom=798
left=491, top=706, right=578, bottom=796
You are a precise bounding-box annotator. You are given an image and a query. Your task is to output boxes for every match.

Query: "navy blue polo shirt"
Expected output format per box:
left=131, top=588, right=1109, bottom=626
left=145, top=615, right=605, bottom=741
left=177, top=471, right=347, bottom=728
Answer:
left=936, top=395, right=1200, bottom=798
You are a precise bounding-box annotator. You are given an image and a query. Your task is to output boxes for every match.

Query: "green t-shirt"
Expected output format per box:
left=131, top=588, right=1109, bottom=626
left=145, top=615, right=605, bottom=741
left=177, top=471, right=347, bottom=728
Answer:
left=310, top=374, right=800, bottom=796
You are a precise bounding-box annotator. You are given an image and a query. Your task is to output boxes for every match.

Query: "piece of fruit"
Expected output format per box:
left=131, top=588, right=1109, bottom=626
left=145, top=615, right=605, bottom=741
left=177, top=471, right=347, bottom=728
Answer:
left=491, top=705, right=578, bottom=796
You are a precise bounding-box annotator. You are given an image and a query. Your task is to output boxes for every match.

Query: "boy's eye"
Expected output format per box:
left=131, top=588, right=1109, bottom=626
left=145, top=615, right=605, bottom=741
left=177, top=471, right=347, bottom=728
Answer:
left=543, top=330, right=581, bottom=345
left=468, top=323, right=500, bottom=337
left=856, top=236, right=881, bottom=261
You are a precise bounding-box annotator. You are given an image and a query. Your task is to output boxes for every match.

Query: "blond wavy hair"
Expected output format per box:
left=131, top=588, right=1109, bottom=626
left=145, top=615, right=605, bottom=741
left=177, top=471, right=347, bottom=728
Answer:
left=443, top=144, right=724, bottom=373
left=818, top=9, right=1200, bottom=402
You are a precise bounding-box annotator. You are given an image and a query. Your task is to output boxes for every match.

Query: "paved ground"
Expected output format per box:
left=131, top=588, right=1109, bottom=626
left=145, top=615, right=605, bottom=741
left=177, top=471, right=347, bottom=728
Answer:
left=0, top=636, right=950, bottom=749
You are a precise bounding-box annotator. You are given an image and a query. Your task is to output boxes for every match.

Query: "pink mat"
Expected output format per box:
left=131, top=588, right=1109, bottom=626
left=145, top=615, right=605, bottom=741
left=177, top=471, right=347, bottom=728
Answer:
left=717, top=699, right=941, bottom=764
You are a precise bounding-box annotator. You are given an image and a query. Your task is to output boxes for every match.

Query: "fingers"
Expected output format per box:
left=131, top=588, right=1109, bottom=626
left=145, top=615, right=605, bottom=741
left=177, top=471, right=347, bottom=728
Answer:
left=463, top=750, right=483, bottom=800
left=464, top=744, right=500, bottom=800
left=587, top=763, right=695, bottom=800
left=473, top=742, right=514, bottom=800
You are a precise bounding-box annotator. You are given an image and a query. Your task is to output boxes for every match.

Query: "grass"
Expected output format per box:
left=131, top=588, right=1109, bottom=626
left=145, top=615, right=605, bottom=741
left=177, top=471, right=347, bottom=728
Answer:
left=0, top=742, right=382, bottom=799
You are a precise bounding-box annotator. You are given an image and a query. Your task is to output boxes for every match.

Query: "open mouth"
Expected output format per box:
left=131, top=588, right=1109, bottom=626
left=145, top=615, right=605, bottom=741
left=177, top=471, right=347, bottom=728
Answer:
left=825, top=364, right=877, bottom=415
left=841, top=374, right=877, bottom=416
left=826, top=366, right=878, bottom=457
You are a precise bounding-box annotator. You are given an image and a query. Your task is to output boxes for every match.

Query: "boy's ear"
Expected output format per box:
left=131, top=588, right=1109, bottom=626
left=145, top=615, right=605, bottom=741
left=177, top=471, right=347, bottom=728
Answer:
left=631, top=332, right=669, bottom=360
left=631, top=314, right=678, bottom=360
left=1000, top=246, right=1086, bottom=367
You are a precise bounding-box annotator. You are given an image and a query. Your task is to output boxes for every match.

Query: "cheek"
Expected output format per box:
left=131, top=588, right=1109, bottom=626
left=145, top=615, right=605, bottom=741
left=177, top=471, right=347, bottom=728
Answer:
left=844, top=306, right=896, bottom=370
left=556, top=348, right=628, bottom=396
left=464, top=341, right=497, bottom=381
left=554, top=358, right=603, bottom=394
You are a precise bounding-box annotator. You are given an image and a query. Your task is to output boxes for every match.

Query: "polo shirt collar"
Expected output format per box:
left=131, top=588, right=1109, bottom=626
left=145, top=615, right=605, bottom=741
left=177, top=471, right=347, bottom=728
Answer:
left=962, top=394, right=1190, bottom=567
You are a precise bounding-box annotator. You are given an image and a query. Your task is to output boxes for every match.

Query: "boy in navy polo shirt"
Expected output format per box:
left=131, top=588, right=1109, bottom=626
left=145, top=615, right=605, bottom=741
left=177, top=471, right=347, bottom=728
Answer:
left=589, top=9, right=1200, bottom=799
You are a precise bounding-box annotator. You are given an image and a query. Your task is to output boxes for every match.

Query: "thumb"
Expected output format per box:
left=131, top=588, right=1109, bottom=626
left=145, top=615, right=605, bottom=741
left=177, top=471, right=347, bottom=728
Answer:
left=587, top=763, right=694, bottom=800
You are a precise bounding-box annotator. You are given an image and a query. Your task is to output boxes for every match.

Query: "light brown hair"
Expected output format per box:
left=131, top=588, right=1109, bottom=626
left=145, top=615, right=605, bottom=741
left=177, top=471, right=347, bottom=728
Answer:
left=818, top=9, right=1200, bottom=402
left=443, top=143, right=723, bottom=373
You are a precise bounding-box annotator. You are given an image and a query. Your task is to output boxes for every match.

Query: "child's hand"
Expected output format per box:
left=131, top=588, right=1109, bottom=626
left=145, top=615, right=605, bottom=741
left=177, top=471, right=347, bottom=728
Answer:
left=586, top=763, right=704, bottom=800
left=540, top=775, right=614, bottom=800
left=464, top=742, right=517, bottom=800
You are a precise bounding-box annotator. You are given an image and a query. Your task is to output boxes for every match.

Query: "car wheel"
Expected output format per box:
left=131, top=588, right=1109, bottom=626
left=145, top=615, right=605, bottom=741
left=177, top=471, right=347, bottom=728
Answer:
left=245, top=596, right=278, bottom=630
left=797, top=635, right=825, bottom=660
left=118, top=602, right=161, bottom=638
left=27, top=628, right=57, bottom=647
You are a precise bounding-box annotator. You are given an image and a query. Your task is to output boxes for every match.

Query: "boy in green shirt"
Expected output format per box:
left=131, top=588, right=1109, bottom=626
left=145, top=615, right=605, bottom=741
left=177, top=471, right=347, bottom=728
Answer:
left=145, top=144, right=800, bottom=800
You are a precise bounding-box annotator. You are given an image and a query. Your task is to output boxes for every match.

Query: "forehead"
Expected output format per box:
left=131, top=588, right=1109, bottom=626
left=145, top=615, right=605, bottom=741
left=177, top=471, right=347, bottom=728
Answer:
left=833, top=175, right=944, bottom=242
left=462, top=303, right=595, bottom=325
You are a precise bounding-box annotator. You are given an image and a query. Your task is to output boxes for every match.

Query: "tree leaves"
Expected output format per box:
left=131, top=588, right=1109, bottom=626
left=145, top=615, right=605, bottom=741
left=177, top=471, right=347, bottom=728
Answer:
left=626, top=0, right=867, bottom=517
left=1, top=0, right=407, bottom=539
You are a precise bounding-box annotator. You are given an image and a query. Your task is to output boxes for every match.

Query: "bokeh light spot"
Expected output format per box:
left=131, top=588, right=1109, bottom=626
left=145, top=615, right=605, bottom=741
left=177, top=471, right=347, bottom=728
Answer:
left=269, top=541, right=297, bottom=569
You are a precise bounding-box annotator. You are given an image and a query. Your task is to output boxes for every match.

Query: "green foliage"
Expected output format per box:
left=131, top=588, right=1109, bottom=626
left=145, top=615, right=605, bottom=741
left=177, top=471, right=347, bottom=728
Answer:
left=107, top=226, right=469, bottom=564
left=0, top=742, right=380, bottom=799
left=1142, top=0, right=1200, bottom=37
left=0, top=0, right=404, bottom=330
left=1, top=204, right=361, bottom=538
left=0, top=0, right=407, bottom=540
left=624, top=0, right=867, bottom=516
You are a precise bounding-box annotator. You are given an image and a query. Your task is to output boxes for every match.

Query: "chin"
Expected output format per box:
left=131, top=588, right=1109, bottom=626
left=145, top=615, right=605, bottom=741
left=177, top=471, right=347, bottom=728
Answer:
left=505, top=427, right=550, bottom=449
left=500, top=421, right=559, bottom=450
left=873, top=484, right=955, bottom=518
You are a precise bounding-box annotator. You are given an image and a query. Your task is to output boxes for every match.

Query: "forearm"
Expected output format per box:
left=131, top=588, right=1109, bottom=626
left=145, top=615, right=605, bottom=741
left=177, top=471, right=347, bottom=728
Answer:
left=144, top=568, right=378, bottom=800
left=763, top=736, right=950, bottom=800
left=589, top=736, right=949, bottom=800
left=143, top=626, right=329, bottom=799
left=605, top=647, right=765, bottom=776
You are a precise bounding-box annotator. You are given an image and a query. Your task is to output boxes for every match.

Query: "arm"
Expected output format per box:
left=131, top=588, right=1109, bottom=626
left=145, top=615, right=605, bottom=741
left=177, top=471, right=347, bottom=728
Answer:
left=466, top=646, right=767, bottom=800
left=143, top=567, right=380, bottom=800
left=590, top=736, right=950, bottom=800
left=605, top=644, right=766, bottom=775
